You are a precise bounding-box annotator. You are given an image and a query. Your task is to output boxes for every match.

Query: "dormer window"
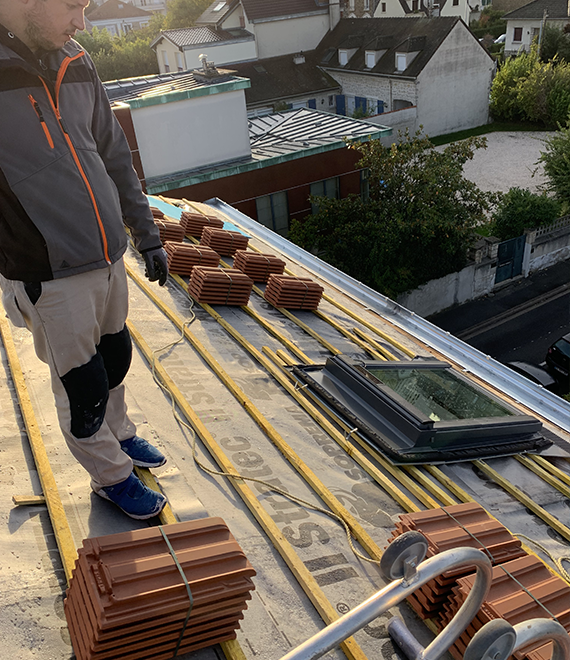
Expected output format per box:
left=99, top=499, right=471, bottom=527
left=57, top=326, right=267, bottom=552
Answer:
left=396, top=53, right=407, bottom=71
left=365, top=51, right=377, bottom=68
left=339, top=49, right=349, bottom=66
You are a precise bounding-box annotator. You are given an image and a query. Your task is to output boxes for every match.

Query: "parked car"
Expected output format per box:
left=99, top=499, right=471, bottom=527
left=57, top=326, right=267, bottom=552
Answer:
left=545, top=332, right=570, bottom=391
left=505, top=361, right=557, bottom=391
left=494, top=34, right=506, bottom=44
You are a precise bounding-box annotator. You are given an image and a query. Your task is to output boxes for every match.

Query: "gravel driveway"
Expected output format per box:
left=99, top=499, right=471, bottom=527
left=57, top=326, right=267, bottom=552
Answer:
left=458, top=131, right=554, bottom=193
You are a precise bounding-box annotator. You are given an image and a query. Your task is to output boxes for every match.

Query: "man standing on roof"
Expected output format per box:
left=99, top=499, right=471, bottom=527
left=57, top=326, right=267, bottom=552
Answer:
left=0, top=0, right=170, bottom=520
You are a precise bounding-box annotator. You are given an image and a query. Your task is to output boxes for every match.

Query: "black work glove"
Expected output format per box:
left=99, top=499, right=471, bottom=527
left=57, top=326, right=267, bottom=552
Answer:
left=142, top=247, right=168, bottom=286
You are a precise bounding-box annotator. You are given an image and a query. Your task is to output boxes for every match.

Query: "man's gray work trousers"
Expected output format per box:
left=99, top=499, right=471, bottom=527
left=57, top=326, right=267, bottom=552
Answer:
left=1, top=260, right=135, bottom=492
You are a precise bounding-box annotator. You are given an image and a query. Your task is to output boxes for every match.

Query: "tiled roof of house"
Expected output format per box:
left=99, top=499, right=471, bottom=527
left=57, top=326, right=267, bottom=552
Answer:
left=241, top=0, right=329, bottom=21
left=503, top=0, right=570, bottom=19
left=197, top=0, right=328, bottom=25
left=315, top=17, right=474, bottom=78
left=228, top=52, right=340, bottom=106
left=87, top=0, right=153, bottom=21
left=152, top=26, right=253, bottom=48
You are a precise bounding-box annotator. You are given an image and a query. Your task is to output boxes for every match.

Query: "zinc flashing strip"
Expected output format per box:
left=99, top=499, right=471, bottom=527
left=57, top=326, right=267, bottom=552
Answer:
left=125, top=77, right=251, bottom=109
left=0, top=311, right=77, bottom=585
left=208, top=199, right=570, bottom=433
left=126, top=320, right=370, bottom=660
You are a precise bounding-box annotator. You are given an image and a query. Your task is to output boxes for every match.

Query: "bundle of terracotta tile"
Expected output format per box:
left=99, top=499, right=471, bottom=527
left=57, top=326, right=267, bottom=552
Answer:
left=233, top=250, right=286, bottom=283
left=200, top=226, right=249, bottom=256
left=154, top=218, right=185, bottom=244
left=164, top=242, right=220, bottom=276
left=179, top=211, right=224, bottom=238
left=439, top=554, right=570, bottom=660
left=387, top=502, right=526, bottom=621
left=64, top=517, right=256, bottom=660
left=264, top=274, right=324, bottom=310
left=150, top=206, right=164, bottom=219
left=188, top=266, right=253, bottom=306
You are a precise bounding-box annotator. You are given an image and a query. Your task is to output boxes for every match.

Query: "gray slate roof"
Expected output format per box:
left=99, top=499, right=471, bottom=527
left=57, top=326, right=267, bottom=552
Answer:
left=315, top=17, right=475, bottom=78
left=228, top=53, right=340, bottom=106
left=87, top=0, right=153, bottom=21
left=152, top=26, right=253, bottom=48
left=197, top=0, right=328, bottom=25
left=504, top=0, right=570, bottom=19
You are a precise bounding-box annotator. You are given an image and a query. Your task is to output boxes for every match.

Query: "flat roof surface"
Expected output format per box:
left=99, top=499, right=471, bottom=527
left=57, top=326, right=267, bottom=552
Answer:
left=1, top=197, right=570, bottom=659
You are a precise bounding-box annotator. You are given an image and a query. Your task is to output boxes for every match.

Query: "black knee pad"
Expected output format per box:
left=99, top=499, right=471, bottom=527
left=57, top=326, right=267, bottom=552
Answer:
left=60, top=352, right=109, bottom=438
left=97, top=325, right=132, bottom=390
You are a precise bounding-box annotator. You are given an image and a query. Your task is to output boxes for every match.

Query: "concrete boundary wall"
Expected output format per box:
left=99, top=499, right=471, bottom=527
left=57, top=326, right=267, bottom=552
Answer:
left=398, top=224, right=570, bottom=317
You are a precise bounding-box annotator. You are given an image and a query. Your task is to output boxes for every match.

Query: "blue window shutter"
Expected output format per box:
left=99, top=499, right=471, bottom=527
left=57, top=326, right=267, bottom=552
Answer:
left=377, top=100, right=384, bottom=114
left=335, top=95, right=346, bottom=115
left=308, top=98, right=317, bottom=109
left=355, top=96, right=366, bottom=111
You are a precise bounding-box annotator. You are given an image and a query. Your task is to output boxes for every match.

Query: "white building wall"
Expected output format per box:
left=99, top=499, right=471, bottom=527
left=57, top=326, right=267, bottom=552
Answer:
left=156, top=40, right=182, bottom=73
left=254, top=14, right=331, bottom=58
left=220, top=5, right=246, bottom=28
left=183, top=40, right=257, bottom=69
left=416, top=22, right=494, bottom=136
left=503, top=18, right=560, bottom=56
left=327, top=69, right=417, bottom=113
left=130, top=89, right=251, bottom=179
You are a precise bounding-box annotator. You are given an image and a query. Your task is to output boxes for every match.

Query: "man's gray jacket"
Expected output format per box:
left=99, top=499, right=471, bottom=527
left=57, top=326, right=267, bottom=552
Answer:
left=0, top=25, right=161, bottom=282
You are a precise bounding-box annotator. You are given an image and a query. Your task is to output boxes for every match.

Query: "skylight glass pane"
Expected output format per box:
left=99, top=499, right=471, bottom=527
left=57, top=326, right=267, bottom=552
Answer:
left=365, top=366, right=514, bottom=421
left=213, top=1, right=226, bottom=10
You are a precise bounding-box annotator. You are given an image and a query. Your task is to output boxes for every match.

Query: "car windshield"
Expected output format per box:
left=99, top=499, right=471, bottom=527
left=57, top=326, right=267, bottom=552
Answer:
left=554, top=338, right=570, bottom=358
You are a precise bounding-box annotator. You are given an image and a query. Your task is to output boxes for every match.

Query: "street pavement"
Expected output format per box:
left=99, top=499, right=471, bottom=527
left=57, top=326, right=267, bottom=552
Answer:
left=428, top=260, right=570, bottom=365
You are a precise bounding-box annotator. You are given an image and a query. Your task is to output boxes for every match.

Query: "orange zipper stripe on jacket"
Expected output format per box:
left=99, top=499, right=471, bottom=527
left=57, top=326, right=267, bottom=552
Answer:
left=39, top=53, right=112, bottom=265
left=28, top=94, right=55, bottom=149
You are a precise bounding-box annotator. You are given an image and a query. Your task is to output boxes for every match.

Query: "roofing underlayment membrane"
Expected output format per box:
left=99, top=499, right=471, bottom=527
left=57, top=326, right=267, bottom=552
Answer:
left=0, top=196, right=569, bottom=660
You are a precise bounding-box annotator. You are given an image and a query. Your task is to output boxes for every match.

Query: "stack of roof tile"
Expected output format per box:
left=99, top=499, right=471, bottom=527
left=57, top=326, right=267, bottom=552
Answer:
left=180, top=211, right=224, bottom=238
left=439, top=554, right=570, bottom=660
left=264, top=275, right=324, bottom=310
left=150, top=207, right=164, bottom=219
left=64, top=517, right=256, bottom=660
left=188, top=267, right=253, bottom=306
left=200, top=227, right=249, bottom=256
left=155, top=219, right=185, bottom=244
left=387, top=503, right=525, bottom=621
left=164, top=242, right=220, bottom=276
left=233, top=251, right=286, bottom=283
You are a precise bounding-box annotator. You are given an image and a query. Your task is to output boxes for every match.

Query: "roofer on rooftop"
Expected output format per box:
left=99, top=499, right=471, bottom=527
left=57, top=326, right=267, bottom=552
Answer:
left=0, top=0, right=171, bottom=520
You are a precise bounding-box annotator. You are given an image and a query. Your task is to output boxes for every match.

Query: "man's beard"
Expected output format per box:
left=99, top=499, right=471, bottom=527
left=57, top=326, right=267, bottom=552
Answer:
left=24, top=7, right=58, bottom=51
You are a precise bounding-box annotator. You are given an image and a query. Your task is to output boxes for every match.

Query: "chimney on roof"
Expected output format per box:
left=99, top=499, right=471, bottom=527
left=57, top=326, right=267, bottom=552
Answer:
left=293, top=52, right=305, bottom=64
left=194, top=54, right=221, bottom=80
left=329, top=0, right=341, bottom=29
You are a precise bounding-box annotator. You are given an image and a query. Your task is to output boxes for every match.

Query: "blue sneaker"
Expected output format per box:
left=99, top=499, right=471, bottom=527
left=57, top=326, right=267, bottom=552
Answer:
left=120, top=436, right=166, bottom=468
left=97, top=473, right=167, bottom=520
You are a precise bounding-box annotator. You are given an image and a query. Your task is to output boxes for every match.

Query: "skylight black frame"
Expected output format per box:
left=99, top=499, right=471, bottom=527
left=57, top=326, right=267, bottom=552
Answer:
left=291, top=356, right=550, bottom=464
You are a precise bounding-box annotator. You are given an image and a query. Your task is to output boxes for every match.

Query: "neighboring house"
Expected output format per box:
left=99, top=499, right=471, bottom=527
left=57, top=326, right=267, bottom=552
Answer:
left=341, top=0, right=381, bottom=18
left=196, top=0, right=341, bottom=59
left=228, top=52, right=341, bottom=115
left=131, top=0, right=168, bottom=14
left=151, top=26, right=256, bottom=73
left=86, top=0, right=153, bottom=36
left=315, top=17, right=495, bottom=137
left=503, top=0, right=570, bottom=56
left=106, top=67, right=390, bottom=235
left=373, top=0, right=473, bottom=27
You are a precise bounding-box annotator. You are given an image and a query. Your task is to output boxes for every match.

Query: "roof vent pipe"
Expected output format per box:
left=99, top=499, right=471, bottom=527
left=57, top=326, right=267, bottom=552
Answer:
left=293, top=52, right=305, bottom=64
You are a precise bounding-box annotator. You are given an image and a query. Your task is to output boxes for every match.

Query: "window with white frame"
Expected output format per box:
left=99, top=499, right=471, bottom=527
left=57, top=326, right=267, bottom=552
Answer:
left=364, top=0, right=370, bottom=9
left=396, top=53, right=407, bottom=71
left=255, top=192, right=289, bottom=236
left=175, top=51, right=184, bottom=71
left=161, top=50, right=170, bottom=72
left=365, top=51, right=376, bottom=68
left=339, top=49, right=348, bottom=66
left=381, top=1, right=386, bottom=10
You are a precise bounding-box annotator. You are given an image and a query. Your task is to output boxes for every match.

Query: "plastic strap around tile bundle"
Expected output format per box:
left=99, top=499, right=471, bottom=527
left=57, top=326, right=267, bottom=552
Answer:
left=196, top=247, right=203, bottom=265
left=262, top=255, right=271, bottom=280
left=223, top=270, right=234, bottom=305
left=159, top=526, right=194, bottom=658
left=440, top=507, right=496, bottom=563
left=496, top=563, right=560, bottom=622
left=300, top=280, right=309, bottom=309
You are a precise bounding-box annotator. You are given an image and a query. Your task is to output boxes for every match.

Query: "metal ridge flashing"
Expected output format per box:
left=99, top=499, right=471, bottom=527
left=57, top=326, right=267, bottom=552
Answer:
left=206, top=198, right=570, bottom=434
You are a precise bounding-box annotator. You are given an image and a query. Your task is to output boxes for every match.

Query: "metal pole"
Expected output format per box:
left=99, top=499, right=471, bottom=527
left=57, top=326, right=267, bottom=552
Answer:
left=279, top=547, right=492, bottom=660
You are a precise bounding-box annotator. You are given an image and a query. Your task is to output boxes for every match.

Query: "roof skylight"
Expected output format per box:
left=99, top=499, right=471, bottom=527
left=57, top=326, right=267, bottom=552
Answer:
left=292, top=356, right=551, bottom=464
left=213, top=1, right=226, bottom=10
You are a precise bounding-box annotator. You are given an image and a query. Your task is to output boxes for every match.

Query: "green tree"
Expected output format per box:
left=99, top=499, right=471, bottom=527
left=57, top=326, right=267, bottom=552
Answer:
left=490, top=47, right=541, bottom=121
left=289, top=131, right=497, bottom=298
left=538, top=123, right=570, bottom=210
left=540, top=23, right=570, bottom=62
left=164, top=0, right=212, bottom=28
left=490, top=187, right=561, bottom=240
